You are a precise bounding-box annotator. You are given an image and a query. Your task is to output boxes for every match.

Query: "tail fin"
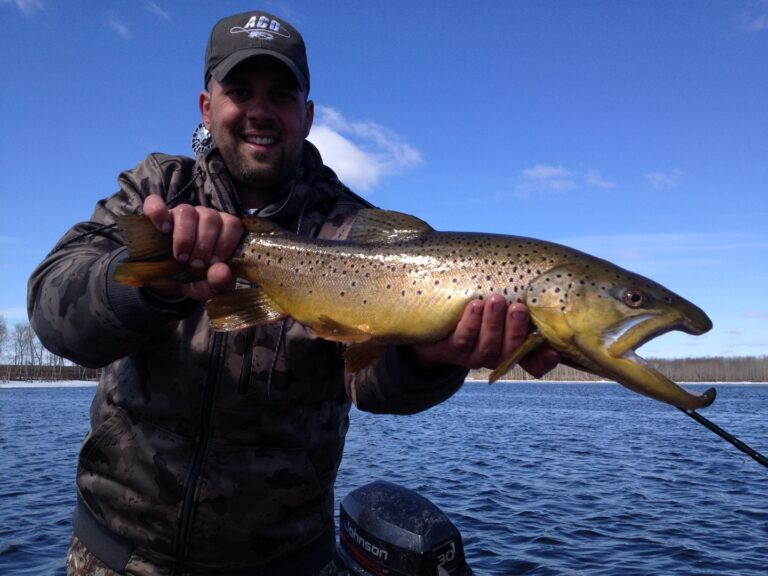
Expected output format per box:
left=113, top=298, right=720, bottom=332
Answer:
left=114, top=215, right=202, bottom=287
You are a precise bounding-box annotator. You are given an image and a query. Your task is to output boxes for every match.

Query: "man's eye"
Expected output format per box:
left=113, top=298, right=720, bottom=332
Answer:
left=227, top=89, right=250, bottom=101
left=273, top=90, right=298, bottom=103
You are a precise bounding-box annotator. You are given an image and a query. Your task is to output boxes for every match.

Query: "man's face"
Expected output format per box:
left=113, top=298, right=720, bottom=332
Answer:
left=200, top=57, right=314, bottom=200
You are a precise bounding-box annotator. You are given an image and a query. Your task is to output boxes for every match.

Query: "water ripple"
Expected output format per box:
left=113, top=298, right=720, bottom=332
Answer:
left=2, top=383, right=767, bottom=575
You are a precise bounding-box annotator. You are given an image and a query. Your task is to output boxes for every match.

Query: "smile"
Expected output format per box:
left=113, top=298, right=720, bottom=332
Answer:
left=243, top=136, right=277, bottom=146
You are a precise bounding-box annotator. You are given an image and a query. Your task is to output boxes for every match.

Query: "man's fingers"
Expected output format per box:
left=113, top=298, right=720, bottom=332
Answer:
left=188, top=208, right=222, bottom=269
left=502, top=303, right=531, bottom=358
left=143, top=195, right=172, bottom=233
left=449, top=299, right=484, bottom=357
left=212, top=214, right=244, bottom=263
left=520, top=348, right=560, bottom=379
left=470, top=294, right=508, bottom=367
left=206, top=262, right=235, bottom=293
left=169, top=204, right=199, bottom=262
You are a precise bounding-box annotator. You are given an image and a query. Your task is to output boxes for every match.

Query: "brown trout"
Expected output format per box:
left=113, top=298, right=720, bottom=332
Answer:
left=115, top=209, right=715, bottom=410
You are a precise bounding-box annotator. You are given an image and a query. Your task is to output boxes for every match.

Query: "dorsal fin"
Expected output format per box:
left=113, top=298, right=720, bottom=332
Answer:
left=346, top=209, right=434, bottom=244
left=242, top=215, right=288, bottom=235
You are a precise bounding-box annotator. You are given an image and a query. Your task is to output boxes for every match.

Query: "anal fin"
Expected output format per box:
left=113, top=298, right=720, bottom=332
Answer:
left=343, top=341, right=387, bottom=373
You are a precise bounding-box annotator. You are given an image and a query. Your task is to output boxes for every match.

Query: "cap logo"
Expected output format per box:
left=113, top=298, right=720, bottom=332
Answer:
left=230, top=15, right=291, bottom=40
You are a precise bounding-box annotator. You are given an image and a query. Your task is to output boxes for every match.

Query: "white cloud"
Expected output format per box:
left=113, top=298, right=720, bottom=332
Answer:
left=742, top=14, right=768, bottom=33
left=514, top=164, right=618, bottom=195
left=585, top=169, right=616, bottom=189
left=146, top=1, right=170, bottom=21
left=108, top=17, right=132, bottom=39
left=743, top=309, right=768, bottom=319
left=1, top=0, right=43, bottom=16
left=516, top=164, right=576, bottom=194
left=558, top=231, right=768, bottom=275
left=645, top=169, right=681, bottom=190
left=307, top=106, right=422, bottom=192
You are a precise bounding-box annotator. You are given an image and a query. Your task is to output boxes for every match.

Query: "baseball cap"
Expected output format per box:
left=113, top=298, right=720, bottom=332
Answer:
left=204, top=11, right=310, bottom=93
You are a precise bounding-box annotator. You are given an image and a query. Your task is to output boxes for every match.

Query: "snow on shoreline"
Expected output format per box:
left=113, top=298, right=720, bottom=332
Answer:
left=0, top=380, right=97, bottom=388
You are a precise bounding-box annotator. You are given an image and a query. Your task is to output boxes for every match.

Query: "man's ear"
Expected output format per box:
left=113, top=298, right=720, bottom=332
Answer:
left=199, top=91, right=212, bottom=130
left=305, top=99, right=314, bottom=137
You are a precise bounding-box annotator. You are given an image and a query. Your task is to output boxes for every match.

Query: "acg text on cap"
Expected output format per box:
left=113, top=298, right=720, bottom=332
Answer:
left=204, top=11, right=310, bottom=93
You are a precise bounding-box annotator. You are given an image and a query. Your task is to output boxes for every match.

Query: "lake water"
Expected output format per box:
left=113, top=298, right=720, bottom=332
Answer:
left=1, top=381, right=766, bottom=575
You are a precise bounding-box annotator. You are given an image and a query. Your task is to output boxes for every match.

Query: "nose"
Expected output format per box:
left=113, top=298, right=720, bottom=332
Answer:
left=244, top=92, right=276, bottom=123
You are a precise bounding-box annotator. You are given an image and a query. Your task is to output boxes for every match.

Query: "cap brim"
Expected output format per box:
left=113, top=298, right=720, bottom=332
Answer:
left=209, top=49, right=308, bottom=93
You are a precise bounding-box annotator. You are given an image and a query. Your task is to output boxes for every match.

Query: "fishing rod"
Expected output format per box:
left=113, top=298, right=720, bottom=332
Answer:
left=679, top=407, right=768, bottom=469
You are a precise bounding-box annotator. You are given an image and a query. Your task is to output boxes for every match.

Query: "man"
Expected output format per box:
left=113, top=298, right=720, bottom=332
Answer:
left=29, top=10, right=556, bottom=576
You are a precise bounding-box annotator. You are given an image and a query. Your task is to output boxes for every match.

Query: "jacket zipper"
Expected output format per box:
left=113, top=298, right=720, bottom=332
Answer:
left=173, top=331, right=225, bottom=574
left=237, top=328, right=257, bottom=394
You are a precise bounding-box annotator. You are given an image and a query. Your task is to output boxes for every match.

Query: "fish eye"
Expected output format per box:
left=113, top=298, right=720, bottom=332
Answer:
left=623, top=289, right=645, bottom=308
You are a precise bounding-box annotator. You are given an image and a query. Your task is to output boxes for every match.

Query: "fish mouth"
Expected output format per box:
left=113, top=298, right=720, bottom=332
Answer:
left=608, top=314, right=685, bottom=358
left=606, top=304, right=712, bottom=359
left=590, top=311, right=716, bottom=409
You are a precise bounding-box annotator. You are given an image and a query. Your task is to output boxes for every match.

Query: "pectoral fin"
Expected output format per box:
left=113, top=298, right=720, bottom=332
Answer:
left=207, top=287, right=286, bottom=331
left=488, top=331, right=547, bottom=383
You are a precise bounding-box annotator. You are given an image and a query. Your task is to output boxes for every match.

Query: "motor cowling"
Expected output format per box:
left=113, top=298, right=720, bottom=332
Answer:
left=338, top=480, right=472, bottom=576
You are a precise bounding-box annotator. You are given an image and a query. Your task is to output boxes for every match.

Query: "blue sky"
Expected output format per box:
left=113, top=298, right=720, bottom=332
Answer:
left=1, top=0, right=766, bottom=359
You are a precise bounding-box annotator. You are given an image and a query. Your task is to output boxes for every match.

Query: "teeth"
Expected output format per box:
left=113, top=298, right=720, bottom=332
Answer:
left=246, top=136, right=275, bottom=145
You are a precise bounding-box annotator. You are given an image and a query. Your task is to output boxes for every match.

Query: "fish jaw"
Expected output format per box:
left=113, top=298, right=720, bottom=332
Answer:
left=526, top=263, right=715, bottom=409
left=573, top=332, right=716, bottom=410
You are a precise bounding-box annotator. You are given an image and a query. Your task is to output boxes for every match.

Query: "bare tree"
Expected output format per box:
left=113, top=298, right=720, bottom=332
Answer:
left=0, top=314, right=7, bottom=363
left=12, top=322, right=45, bottom=366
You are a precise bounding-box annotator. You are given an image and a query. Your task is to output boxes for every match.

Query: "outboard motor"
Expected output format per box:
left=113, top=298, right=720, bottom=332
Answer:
left=338, top=480, right=472, bottom=576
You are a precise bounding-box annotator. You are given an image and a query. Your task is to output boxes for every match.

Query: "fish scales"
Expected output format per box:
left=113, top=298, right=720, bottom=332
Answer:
left=229, top=231, right=578, bottom=343
left=114, top=210, right=716, bottom=409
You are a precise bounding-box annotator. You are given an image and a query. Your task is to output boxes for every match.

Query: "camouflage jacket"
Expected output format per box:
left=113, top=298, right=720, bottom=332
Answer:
left=28, top=142, right=467, bottom=575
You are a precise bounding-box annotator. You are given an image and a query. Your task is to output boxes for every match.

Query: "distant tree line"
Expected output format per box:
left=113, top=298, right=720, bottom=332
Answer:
left=0, top=315, right=99, bottom=381
left=469, top=356, right=768, bottom=383
left=1, top=315, right=766, bottom=383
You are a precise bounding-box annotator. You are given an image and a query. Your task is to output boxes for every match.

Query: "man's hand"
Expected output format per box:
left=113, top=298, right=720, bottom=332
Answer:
left=413, top=295, right=559, bottom=378
left=142, top=195, right=243, bottom=301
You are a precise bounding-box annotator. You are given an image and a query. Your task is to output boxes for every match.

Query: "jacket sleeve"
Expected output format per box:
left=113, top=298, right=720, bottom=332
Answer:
left=346, top=346, right=468, bottom=415
left=27, top=154, right=198, bottom=368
